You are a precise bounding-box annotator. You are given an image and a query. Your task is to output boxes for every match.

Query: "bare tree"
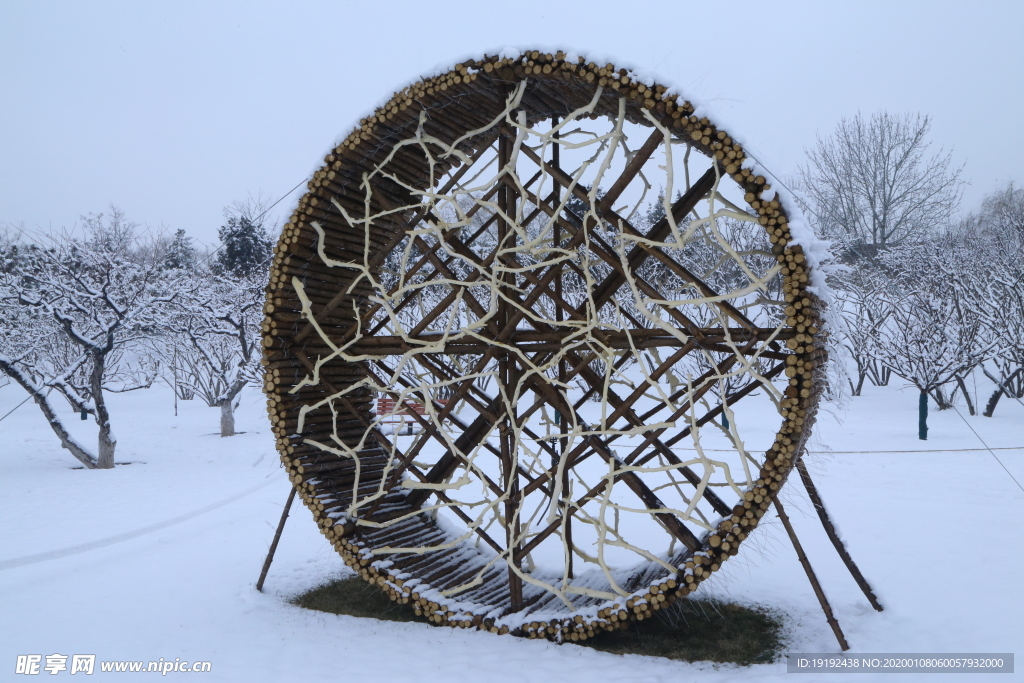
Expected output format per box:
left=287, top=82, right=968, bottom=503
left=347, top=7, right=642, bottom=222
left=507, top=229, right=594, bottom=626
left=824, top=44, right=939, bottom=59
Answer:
left=940, top=183, right=1024, bottom=416
left=980, top=182, right=1024, bottom=244
left=164, top=272, right=263, bottom=436
left=830, top=264, right=895, bottom=395
left=874, top=237, right=991, bottom=438
left=801, top=112, right=964, bottom=249
left=0, top=210, right=180, bottom=468
left=151, top=196, right=275, bottom=436
left=878, top=294, right=980, bottom=439
left=977, top=249, right=1024, bottom=416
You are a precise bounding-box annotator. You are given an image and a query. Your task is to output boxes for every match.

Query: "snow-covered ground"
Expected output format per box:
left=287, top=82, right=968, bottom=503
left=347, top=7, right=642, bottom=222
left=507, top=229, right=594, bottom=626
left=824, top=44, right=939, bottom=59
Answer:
left=1, top=380, right=1021, bottom=682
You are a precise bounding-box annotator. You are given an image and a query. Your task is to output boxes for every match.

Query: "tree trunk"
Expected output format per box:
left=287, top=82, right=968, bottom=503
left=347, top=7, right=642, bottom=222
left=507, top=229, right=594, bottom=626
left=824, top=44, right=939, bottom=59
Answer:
left=218, top=378, right=247, bottom=437
left=918, top=390, right=928, bottom=441
left=929, top=385, right=952, bottom=410
left=219, top=400, right=235, bottom=437
left=955, top=375, right=976, bottom=415
left=97, top=424, right=116, bottom=469
left=851, top=369, right=865, bottom=397
left=0, top=358, right=99, bottom=469
left=90, top=353, right=116, bottom=469
left=982, top=366, right=1023, bottom=417
left=867, top=359, right=890, bottom=387
left=983, top=388, right=1004, bottom=418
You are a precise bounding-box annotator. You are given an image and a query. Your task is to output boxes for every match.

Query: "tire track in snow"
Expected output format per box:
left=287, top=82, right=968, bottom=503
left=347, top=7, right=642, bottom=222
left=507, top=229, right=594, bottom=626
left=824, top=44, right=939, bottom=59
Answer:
left=0, top=476, right=280, bottom=570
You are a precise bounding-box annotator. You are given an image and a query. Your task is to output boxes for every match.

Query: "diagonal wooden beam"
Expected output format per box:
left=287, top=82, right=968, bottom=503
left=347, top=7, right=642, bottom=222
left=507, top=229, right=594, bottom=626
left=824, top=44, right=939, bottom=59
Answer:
left=517, top=185, right=711, bottom=341
left=662, top=359, right=786, bottom=448
left=519, top=144, right=718, bottom=309
left=796, top=458, right=884, bottom=612
left=365, top=360, right=505, bottom=493
left=376, top=169, right=548, bottom=337
left=558, top=346, right=734, bottom=518
left=516, top=342, right=683, bottom=501
left=520, top=374, right=703, bottom=554
left=367, top=357, right=506, bottom=489
left=598, top=127, right=665, bottom=212
left=521, top=146, right=776, bottom=341
left=402, top=346, right=568, bottom=512
left=774, top=496, right=850, bottom=651
left=632, top=337, right=775, bottom=427
left=399, top=351, right=562, bottom=508
left=602, top=203, right=768, bottom=334
left=415, top=353, right=564, bottom=466
left=294, top=137, right=497, bottom=344
left=629, top=360, right=786, bottom=468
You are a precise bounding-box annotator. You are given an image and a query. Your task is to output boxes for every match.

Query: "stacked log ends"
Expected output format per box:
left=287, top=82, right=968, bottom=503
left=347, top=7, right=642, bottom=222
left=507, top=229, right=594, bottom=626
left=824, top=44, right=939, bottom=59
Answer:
left=259, top=49, right=826, bottom=641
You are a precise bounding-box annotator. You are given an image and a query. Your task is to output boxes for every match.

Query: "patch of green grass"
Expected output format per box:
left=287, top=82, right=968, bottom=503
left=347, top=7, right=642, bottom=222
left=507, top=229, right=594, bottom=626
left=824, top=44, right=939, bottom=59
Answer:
left=291, top=576, right=425, bottom=624
left=292, top=576, right=783, bottom=665
left=580, top=599, right=784, bottom=665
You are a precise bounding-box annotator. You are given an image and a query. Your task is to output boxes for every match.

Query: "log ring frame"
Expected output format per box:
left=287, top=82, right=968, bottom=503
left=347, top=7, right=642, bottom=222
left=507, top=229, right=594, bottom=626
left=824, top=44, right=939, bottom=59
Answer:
left=262, top=49, right=826, bottom=641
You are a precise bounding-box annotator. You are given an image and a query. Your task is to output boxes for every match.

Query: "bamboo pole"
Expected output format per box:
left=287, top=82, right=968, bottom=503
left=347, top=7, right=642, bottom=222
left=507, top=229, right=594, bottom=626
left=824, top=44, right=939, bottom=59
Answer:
left=774, top=496, right=849, bottom=651
left=796, top=458, right=883, bottom=612
left=256, top=486, right=297, bottom=593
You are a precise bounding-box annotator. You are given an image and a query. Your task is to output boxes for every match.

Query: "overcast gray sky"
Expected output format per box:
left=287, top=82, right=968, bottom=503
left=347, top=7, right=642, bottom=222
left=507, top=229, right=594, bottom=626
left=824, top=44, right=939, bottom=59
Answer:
left=2, top=0, right=1021, bottom=246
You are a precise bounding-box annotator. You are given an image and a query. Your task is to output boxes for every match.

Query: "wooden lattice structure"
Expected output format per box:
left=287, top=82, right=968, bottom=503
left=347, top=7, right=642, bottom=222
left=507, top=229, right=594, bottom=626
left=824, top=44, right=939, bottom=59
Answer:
left=261, top=50, right=828, bottom=642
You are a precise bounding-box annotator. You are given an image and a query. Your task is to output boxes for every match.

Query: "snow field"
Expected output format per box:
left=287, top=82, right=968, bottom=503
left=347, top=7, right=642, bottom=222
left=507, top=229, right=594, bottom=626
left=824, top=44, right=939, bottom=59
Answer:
left=0, top=381, right=1021, bottom=682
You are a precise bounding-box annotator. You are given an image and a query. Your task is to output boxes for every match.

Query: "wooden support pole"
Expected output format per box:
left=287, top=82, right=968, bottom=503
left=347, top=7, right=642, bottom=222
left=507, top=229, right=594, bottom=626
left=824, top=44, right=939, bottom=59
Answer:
left=256, top=486, right=297, bottom=593
left=552, top=115, right=572, bottom=580
left=796, top=459, right=883, bottom=612
left=498, top=125, right=524, bottom=613
left=774, top=496, right=850, bottom=651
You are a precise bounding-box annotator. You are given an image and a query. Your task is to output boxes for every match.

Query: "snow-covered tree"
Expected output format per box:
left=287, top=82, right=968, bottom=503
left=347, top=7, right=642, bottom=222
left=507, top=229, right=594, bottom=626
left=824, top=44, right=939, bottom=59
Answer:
left=873, top=238, right=991, bottom=438
left=163, top=272, right=264, bottom=436
left=215, top=199, right=273, bottom=278
left=145, top=197, right=274, bottom=436
left=980, top=182, right=1024, bottom=243
left=975, top=243, right=1024, bottom=417
left=0, top=210, right=181, bottom=468
left=831, top=265, right=894, bottom=395
left=162, top=228, right=197, bottom=271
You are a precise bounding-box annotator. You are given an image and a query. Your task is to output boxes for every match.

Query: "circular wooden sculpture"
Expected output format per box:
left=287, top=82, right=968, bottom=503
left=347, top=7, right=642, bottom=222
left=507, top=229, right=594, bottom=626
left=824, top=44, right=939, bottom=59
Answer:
left=262, top=50, right=825, bottom=641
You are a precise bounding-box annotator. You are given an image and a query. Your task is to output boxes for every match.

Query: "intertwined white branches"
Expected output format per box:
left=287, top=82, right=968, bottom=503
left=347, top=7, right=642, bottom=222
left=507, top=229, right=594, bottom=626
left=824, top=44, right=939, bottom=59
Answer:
left=292, top=83, right=789, bottom=608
